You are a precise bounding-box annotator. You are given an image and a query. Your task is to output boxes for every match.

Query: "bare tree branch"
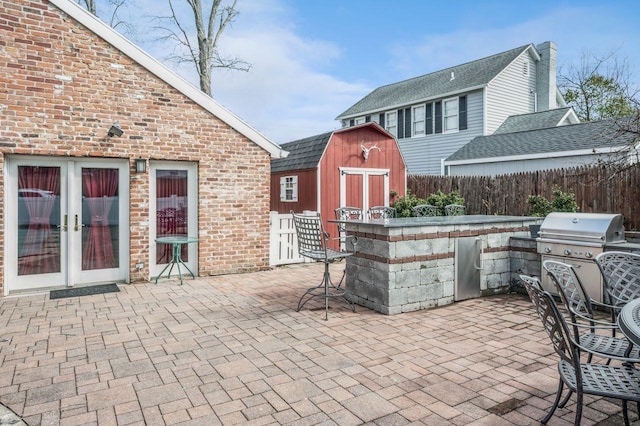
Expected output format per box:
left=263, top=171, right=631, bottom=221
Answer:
left=154, top=0, right=251, bottom=96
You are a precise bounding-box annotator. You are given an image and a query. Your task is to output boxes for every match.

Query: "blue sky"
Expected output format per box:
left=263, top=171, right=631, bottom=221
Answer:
left=92, top=0, right=640, bottom=144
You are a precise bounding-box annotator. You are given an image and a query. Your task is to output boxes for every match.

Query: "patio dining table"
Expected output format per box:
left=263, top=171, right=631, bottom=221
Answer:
left=618, top=298, right=640, bottom=347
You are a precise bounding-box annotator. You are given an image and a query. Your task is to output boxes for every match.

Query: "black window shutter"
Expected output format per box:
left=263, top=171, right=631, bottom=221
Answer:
left=404, top=107, right=411, bottom=137
left=379, top=113, right=385, bottom=128
left=434, top=101, right=442, bottom=134
left=365, top=115, right=371, bottom=123
left=426, top=103, right=433, bottom=135
left=459, top=95, right=467, bottom=130
left=397, top=109, right=404, bottom=138
left=349, top=119, right=355, bottom=127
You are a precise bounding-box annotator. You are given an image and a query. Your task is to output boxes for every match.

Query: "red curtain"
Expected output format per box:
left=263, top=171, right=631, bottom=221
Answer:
left=156, top=170, right=188, bottom=263
left=82, top=168, right=119, bottom=270
left=18, top=166, right=61, bottom=275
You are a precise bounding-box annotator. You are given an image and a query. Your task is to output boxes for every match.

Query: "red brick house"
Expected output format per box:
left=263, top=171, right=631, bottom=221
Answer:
left=271, top=123, right=406, bottom=246
left=0, top=0, right=287, bottom=296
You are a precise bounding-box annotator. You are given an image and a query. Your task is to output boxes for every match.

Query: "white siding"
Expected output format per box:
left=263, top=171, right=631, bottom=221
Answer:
left=485, top=52, right=537, bottom=134
left=448, top=153, right=606, bottom=176
left=398, top=90, right=484, bottom=175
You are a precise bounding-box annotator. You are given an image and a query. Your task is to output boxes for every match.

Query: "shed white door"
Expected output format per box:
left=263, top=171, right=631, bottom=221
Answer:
left=339, top=167, right=390, bottom=212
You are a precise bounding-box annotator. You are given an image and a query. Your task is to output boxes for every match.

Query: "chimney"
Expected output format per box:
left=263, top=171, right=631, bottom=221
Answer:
left=535, top=41, right=557, bottom=111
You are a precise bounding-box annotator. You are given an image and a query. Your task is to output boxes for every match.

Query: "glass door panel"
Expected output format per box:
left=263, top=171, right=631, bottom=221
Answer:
left=156, top=169, right=189, bottom=263
left=17, top=166, right=62, bottom=276
left=81, top=167, right=120, bottom=270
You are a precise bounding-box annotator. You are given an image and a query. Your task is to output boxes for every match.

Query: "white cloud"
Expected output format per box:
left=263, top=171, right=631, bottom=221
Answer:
left=122, top=0, right=370, bottom=144
left=94, top=0, right=640, bottom=146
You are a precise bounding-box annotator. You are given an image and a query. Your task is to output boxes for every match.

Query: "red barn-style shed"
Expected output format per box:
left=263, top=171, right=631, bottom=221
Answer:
left=271, top=123, right=406, bottom=246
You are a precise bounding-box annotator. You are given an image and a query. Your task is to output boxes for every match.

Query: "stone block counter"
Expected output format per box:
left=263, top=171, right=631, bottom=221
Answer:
left=338, top=215, right=541, bottom=314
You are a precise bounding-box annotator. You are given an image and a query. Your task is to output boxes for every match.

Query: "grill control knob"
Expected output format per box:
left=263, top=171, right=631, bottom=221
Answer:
left=585, top=251, right=593, bottom=258
left=544, top=247, right=551, bottom=253
left=564, top=248, right=572, bottom=255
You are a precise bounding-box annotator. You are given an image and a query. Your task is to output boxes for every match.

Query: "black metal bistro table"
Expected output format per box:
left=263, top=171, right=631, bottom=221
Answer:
left=155, top=236, right=198, bottom=285
left=618, top=298, right=640, bottom=347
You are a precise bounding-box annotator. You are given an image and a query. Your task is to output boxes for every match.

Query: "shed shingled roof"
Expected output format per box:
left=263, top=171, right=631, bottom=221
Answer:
left=336, top=44, right=532, bottom=119
left=446, top=119, right=634, bottom=162
left=271, top=131, right=333, bottom=173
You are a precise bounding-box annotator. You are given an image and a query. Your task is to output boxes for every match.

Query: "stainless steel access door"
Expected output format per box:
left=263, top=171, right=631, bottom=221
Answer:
left=455, top=236, right=483, bottom=301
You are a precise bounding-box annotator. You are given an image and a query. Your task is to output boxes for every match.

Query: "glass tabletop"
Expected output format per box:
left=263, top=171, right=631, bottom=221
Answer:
left=155, top=236, right=198, bottom=244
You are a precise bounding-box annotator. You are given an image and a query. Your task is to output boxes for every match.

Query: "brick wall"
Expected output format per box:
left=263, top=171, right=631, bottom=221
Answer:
left=0, top=0, right=273, bottom=295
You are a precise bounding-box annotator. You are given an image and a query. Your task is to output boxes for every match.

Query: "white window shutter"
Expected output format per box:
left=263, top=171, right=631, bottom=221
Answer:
left=280, top=177, right=286, bottom=201
left=291, top=176, right=298, bottom=201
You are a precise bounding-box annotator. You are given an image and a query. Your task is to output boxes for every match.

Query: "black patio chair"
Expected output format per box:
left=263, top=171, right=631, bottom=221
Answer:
left=367, top=206, right=396, bottom=219
left=595, top=251, right=640, bottom=324
left=521, top=276, right=640, bottom=426
left=541, top=260, right=640, bottom=362
left=291, top=211, right=356, bottom=320
left=412, top=204, right=441, bottom=217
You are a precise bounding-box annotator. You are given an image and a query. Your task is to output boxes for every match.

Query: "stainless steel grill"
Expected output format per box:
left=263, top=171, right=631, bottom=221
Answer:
left=536, top=212, right=626, bottom=303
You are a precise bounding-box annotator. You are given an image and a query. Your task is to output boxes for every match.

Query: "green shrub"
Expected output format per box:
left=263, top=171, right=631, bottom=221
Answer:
left=425, top=190, right=465, bottom=211
left=527, top=195, right=553, bottom=217
left=527, top=186, right=578, bottom=217
left=392, top=190, right=465, bottom=217
left=391, top=191, right=428, bottom=217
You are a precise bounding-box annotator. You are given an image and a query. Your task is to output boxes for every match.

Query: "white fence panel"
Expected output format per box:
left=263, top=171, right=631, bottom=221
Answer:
left=269, top=211, right=307, bottom=266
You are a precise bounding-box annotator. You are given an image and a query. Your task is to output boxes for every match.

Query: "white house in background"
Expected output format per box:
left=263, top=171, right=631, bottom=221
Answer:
left=336, top=42, right=566, bottom=175
left=444, top=115, right=636, bottom=176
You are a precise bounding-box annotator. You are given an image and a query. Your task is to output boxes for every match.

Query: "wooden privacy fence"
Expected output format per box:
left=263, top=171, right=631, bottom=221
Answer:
left=407, top=165, right=640, bottom=230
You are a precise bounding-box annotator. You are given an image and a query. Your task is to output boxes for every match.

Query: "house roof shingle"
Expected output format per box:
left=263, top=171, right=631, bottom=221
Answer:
left=336, top=44, right=533, bottom=119
left=493, top=107, right=574, bottom=134
left=446, top=119, right=635, bottom=162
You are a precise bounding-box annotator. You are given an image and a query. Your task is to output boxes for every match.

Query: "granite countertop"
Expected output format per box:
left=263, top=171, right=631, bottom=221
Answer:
left=331, top=215, right=542, bottom=228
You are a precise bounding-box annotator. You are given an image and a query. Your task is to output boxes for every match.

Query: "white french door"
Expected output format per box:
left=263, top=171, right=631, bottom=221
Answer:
left=5, top=157, right=129, bottom=294
left=149, top=161, right=198, bottom=279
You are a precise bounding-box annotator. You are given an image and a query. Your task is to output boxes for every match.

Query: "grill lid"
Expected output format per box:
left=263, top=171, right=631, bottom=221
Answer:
left=538, top=212, right=625, bottom=244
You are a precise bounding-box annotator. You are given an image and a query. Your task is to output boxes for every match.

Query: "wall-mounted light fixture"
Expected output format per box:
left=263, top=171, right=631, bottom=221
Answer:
left=135, top=159, right=147, bottom=173
left=107, top=123, right=123, bottom=137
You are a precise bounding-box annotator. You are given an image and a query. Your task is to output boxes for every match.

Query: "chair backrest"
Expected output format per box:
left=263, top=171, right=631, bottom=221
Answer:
left=595, top=251, right=640, bottom=308
left=543, top=260, right=595, bottom=322
left=368, top=206, right=396, bottom=219
left=412, top=204, right=441, bottom=217
left=522, top=275, right=574, bottom=365
left=334, top=206, right=363, bottom=234
left=291, top=211, right=327, bottom=257
left=444, top=204, right=465, bottom=216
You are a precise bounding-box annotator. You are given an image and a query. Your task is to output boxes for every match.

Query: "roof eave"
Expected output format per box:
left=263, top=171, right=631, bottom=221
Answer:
left=49, top=0, right=286, bottom=159
left=445, top=145, right=629, bottom=166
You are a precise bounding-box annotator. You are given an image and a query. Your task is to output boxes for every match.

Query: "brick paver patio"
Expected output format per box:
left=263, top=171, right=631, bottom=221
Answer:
left=0, top=262, right=637, bottom=425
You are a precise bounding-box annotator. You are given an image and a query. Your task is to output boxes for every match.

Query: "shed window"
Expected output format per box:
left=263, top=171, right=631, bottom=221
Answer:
left=280, top=176, right=298, bottom=202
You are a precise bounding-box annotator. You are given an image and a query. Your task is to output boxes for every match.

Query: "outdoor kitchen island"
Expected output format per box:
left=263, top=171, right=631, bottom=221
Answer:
left=338, top=215, right=540, bottom=314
